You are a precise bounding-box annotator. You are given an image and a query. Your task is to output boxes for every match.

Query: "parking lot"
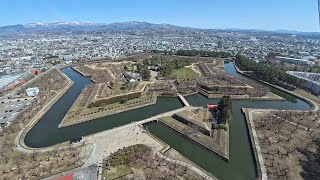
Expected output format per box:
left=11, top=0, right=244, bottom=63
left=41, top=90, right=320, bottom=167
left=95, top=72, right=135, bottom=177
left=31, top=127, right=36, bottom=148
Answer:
left=0, top=97, right=35, bottom=125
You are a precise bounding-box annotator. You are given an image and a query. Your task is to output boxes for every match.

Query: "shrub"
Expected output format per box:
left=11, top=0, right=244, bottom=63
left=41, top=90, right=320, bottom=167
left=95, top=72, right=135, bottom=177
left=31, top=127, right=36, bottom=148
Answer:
left=119, top=98, right=127, bottom=104
left=213, top=124, right=228, bottom=131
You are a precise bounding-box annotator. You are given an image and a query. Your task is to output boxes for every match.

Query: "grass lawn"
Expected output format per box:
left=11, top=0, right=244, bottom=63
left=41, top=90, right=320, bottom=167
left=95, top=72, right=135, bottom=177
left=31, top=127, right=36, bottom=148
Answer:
left=104, top=165, right=133, bottom=180
left=171, top=67, right=198, bottom=80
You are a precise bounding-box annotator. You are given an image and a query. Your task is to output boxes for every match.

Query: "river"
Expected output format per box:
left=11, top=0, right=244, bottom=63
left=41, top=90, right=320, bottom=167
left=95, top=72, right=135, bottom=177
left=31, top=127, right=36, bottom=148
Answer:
left=24, top=63, right=311, bottom=180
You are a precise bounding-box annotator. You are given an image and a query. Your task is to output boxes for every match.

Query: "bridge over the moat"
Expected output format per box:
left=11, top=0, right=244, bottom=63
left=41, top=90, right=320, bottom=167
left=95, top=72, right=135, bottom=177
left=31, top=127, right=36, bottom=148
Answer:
left=177, top=93, right=190, bottom=107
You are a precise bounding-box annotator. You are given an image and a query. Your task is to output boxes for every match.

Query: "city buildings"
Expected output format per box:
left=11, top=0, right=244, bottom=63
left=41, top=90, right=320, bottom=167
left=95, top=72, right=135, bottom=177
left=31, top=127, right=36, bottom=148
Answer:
left=0, top=27, right=319, bottom=66
left=0, top=23, right=319, bottom=96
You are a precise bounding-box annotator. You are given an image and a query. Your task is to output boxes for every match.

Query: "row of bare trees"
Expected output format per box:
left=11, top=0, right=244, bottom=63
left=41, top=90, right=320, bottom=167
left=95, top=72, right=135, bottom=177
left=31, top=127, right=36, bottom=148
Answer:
left=254, top=110, right=320, bottom=179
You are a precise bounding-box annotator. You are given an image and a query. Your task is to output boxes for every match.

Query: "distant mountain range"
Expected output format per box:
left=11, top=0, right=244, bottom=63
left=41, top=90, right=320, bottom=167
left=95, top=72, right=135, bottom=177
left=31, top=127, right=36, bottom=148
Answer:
left=0, top=21, right=192, bottom=34
left=0, top=21, right=318, bottom=36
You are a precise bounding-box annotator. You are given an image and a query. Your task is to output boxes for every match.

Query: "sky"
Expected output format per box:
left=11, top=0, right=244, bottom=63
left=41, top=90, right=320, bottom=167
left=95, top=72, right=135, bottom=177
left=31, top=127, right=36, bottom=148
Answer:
left=0, top=0, right=319, bottom=32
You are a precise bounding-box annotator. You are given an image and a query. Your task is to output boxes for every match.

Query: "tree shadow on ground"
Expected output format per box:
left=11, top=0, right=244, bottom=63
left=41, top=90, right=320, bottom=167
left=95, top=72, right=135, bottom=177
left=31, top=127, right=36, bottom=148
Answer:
left=298, top=138, right=320, bottom=180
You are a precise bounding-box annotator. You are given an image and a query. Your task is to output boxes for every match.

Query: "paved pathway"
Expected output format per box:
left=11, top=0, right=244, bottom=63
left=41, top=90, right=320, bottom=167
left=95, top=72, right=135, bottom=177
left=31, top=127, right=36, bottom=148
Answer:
left=190, top=63, right=201, bottom=77
left=82, top=106, right=205, bottom=179
left=79, top=107, right=194, bottom=166
left=81, top=106, right=211, bottom=180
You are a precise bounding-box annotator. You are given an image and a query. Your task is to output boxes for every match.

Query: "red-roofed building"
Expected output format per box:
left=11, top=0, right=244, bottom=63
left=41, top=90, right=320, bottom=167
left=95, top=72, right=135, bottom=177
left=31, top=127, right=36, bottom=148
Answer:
left=51, top=173, right=74, bottom=180
left=8, top=85, right=16, bottom=91
left=19, top=78, right=26, bottom=84
left=207, top=104, right=218, bottom=109
left=31, top=68, right=40, bottom=76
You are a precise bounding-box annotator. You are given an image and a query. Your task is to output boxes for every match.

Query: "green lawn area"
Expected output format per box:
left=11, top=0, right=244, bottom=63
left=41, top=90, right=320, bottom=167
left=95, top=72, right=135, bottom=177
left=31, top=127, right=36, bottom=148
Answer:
left=171, top=67, right=198, bottom=80
left=103, top=165, right=133, bottom=180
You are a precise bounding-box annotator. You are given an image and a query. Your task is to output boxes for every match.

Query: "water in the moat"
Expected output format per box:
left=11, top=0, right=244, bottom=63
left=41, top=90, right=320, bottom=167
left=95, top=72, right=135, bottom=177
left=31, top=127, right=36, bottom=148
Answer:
left=24, top=63, right=311, bottom=180
left=24, top=68, right=184, bottom=147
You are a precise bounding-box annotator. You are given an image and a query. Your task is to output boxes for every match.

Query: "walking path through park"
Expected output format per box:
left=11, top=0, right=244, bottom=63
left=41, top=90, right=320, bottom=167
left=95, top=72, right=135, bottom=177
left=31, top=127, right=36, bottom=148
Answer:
left=191, top=63, right=201, bottom=76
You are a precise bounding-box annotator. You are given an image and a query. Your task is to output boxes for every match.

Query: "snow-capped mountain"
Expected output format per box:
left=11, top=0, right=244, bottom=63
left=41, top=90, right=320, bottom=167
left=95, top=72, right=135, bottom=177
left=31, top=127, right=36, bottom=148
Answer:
left=24, top=21, right=103, bottom=28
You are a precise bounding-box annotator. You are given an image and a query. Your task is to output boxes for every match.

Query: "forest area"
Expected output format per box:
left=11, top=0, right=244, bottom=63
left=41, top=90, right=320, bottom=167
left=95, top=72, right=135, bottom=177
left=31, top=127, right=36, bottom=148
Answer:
left=176, top=50, right=232, bottom=58
left=235, top=54, right=305, bottom=90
